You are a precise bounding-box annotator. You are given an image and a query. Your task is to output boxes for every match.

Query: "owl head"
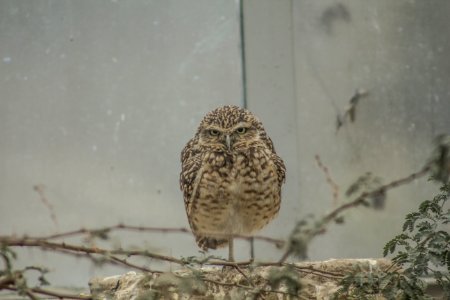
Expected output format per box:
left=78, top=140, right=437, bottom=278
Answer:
left=195, top=105, right=271, bottom=152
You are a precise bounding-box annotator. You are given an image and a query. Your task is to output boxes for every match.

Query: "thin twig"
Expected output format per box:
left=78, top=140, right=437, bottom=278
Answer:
left=36, top=225, right=190, bottom=240
left=197, top=272, right=296, bottom=298
left=33, top=184, right=58, bottom=227
left=24, top=289, right=39, bottom=300
left=293, top=265, right=343, bottom=279
left=204, top=259, right=254, bottom=267
left=109, top=255, right=162, bottom=273
left=315, top=154, right=340, bottom=207
left=233, top=264, right=255, bottom=287
left=0, top=275, right=14, bottom=288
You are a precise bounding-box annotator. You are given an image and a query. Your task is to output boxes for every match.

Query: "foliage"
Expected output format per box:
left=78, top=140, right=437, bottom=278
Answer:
left=0, top=245, right=51, bottom=298
left=334, top=181, right=450, bottom=299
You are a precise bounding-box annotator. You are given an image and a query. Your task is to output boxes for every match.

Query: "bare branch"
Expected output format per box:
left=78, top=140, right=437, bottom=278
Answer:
left=279, top=165, right=431, bottom=263
left=0, top=237, right=185, bottom=267
left=322, top=165, right=430, bottom=225
left=4, top=286, right=92, bottom=300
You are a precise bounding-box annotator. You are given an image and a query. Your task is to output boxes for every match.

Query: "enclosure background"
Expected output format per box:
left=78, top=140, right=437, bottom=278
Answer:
left=1, top=0, right=449, bottom=288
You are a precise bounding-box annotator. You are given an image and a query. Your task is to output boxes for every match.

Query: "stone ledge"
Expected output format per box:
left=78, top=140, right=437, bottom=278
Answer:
left=89, top=258, right=392, bottom=299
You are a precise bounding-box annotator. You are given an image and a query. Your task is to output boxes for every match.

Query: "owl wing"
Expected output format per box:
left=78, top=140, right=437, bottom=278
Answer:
left=272, top=152, right=286, bottom=189
left=180, top=138, right=202, bottom=213
left=265, top=137, right=286, bottom=188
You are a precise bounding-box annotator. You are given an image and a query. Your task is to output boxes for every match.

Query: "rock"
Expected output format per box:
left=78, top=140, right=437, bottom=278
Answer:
left=89, top=258, right=392, bottom=299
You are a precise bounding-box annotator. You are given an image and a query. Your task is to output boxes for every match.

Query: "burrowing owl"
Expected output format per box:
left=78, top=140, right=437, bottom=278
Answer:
left=180, top=105, right=286, bottom=260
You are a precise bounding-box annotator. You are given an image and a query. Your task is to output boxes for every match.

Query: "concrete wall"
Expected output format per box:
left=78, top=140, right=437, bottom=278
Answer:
left=1, top=0, right=449, bottom=289
left=0, top=0, right=242, bottom=287
left=244, top=0, right=450, bottom=261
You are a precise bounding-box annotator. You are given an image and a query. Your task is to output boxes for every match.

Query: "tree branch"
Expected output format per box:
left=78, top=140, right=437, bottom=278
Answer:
left=0, top=237, right=184, bottom=267
left=4, top=286, right=92, bottom=300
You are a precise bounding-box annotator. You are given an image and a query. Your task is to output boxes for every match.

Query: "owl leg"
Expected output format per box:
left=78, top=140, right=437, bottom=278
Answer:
left=228, top=235, right=234, bottom=261
left=249, top=236, right=255, bottom=262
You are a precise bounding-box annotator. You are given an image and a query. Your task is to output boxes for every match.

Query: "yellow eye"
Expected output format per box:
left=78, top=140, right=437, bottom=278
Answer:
left=236, top=127, right=247, bottom=134
left=209, top=129, right=220, bottom=136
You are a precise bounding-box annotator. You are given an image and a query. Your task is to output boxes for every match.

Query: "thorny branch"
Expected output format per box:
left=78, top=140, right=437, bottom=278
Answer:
left=0, top=237, right=185, bottom=266
left=3, top=286, right=92, bottom=300
left=32, top=224, right=284, bottom=247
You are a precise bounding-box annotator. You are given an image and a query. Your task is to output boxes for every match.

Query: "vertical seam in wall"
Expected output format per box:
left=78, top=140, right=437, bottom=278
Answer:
left=239, top=0, right=248, bottom=109
left=289, top=0, right=303, bottom=185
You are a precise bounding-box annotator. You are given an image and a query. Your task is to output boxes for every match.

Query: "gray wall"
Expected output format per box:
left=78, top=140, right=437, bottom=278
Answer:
left=0, top=0, right=242, bottom=287
left=1, top=0, right=449, bottom=289
left=244, top=0, right=450, bottom=261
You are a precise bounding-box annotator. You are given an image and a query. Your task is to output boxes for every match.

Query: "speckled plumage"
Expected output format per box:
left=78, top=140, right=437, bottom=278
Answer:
left=180, top=105, right=286, bottom=254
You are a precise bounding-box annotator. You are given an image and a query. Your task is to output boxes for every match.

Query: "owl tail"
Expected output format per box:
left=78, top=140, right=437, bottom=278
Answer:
left=196, top=235, right=228, bottom=250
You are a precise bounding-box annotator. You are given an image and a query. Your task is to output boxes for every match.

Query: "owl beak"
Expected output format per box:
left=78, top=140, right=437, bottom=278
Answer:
left=225, top=134, right=231, bottom=151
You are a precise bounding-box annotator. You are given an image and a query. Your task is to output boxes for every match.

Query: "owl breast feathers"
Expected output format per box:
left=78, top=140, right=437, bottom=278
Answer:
left=180, top=105, right=286, bottom=250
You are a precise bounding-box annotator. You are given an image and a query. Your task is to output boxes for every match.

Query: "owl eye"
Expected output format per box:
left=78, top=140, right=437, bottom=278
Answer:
left=209, top=129, right=221, bottom=136
left=235, top=127, right=247, bottom=134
